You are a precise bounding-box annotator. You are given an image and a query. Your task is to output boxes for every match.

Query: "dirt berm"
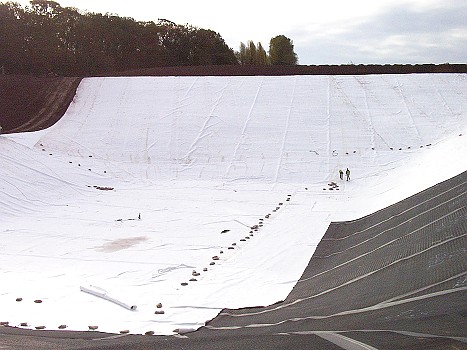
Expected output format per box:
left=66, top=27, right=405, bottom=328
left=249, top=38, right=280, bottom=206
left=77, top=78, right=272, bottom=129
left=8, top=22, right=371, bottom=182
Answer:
left=0, top=75, right=81, bottom=133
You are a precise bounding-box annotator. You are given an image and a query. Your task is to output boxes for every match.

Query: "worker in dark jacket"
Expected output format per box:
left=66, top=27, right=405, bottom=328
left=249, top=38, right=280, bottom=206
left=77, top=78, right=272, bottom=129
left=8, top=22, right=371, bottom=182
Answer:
left=346, top=168, right=350, bottom=181
left=339, top=169, right=344, bottom=180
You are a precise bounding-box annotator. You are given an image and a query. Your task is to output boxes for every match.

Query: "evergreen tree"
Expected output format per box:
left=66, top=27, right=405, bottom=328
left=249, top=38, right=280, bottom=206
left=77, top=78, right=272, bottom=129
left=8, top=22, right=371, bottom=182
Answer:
left=245, top=40, right=257, bottom=65
left=238, top=40, right=270, bottom=65
left=237, top=42, right=247, bottom=64
left=269, top=35, right=298, bottom=65
left=257, top=42, right=268, bottom=65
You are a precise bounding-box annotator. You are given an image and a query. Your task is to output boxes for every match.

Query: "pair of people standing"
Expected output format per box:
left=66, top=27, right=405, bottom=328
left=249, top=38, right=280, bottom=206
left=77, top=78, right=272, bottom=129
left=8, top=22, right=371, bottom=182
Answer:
left=339, top=168, right=351, bottom=181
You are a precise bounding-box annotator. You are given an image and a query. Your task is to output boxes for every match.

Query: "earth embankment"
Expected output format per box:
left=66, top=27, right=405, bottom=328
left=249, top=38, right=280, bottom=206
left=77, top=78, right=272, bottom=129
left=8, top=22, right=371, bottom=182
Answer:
left=0, top=75, right=81, bottom=133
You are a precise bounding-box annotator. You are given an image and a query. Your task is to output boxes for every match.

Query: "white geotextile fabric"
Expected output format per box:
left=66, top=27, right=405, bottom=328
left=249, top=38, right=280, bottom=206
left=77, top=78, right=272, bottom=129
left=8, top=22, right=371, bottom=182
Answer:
left=0, top=74, right=466, bottom=335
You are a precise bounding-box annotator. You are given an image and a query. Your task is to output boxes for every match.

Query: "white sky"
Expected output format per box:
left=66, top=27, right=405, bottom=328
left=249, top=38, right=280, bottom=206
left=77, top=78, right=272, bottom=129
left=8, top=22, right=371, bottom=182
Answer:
left=14, top=0, right=467, bottom=65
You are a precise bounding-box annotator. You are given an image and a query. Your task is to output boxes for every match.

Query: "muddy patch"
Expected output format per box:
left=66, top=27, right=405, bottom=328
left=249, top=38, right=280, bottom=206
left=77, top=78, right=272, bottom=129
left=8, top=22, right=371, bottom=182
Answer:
left=96, top=236, right=148, bottom=253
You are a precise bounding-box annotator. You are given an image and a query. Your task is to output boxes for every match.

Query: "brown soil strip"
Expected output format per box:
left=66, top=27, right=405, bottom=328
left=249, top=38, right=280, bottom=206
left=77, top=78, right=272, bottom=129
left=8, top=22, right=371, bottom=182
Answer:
left=0, top=75, right=81, bottom=133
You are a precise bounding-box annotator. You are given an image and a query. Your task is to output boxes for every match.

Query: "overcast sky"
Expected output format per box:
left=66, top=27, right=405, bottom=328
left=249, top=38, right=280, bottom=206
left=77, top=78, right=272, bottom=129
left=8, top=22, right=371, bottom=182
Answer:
left=15, top=0, right=467, bottom=65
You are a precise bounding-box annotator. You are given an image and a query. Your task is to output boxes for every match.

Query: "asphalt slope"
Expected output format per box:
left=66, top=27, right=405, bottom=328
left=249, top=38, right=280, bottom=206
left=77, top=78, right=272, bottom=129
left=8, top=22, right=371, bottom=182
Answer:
left=0, top=171, right=465, bottom=350
left=202, top=170, right=467, bottom=349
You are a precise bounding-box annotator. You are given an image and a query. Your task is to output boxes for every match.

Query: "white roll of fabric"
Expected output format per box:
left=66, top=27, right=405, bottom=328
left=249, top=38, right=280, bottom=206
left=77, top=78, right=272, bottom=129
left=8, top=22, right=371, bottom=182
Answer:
left=80, top=285, right=137, bottom=311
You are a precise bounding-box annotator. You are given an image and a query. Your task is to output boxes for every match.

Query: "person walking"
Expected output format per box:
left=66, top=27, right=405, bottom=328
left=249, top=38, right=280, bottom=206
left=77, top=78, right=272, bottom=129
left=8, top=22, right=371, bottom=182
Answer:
left=339, top=169, right=344, bottom=180
left=346, top=168, right=350, bottom=181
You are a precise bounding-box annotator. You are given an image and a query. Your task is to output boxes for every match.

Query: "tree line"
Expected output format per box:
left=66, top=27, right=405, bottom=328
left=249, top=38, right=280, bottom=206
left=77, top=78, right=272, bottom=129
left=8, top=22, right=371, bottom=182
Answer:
left=0, top=0, right=238, bottom=75
left=0, top=0, right=299, bottom=76
left=237, top=36, right=298, bottom=65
